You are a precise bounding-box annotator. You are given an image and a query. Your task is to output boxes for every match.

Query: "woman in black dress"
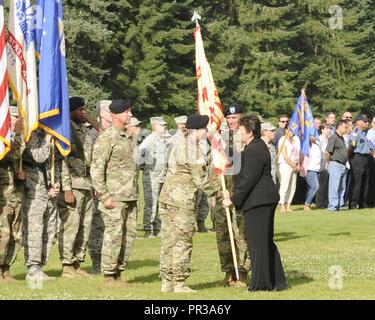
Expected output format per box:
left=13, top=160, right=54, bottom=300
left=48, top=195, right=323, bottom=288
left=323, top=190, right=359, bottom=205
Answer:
left=222, top=115, right=287, bottom=291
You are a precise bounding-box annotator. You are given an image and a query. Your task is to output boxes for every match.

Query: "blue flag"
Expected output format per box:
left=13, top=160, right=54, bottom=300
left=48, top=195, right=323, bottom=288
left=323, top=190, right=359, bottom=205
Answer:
left=288, top=91, right=319, bottom=156
left=37, top=0, right=71, bottom=156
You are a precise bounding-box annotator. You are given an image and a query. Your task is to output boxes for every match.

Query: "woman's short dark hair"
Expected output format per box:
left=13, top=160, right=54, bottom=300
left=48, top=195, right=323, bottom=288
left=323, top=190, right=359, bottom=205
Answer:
left=239, top=114, right=261, bottom=138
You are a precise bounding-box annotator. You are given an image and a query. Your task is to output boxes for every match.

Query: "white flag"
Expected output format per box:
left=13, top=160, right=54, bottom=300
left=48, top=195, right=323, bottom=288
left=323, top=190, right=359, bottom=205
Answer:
left=7, top=0, right=39, bottom=142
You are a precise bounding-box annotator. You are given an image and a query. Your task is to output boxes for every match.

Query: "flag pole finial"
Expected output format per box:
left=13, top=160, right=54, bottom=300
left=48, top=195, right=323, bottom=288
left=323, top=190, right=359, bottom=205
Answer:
left=191, top=11, right=201, bottom=27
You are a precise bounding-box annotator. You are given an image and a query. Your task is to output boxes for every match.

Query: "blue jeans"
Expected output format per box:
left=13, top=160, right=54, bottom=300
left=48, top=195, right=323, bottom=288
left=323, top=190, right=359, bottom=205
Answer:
left=328, top=161, right=347, bottom=211
left=305, top=171, right=320, bottom=206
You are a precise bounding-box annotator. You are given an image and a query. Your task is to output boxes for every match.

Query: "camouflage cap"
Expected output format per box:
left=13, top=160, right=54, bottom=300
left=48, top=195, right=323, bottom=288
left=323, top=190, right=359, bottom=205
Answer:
left=127, top=117, right=142, bottom=127
left=174, top=115, right=187, bottom=124
left=261, top=122, right=277, bottom=131
left=150, top=117, right=167, bottom=125
left=9, top=106, right=18, bottom=117
left=96, top=100, right=112, bottom=113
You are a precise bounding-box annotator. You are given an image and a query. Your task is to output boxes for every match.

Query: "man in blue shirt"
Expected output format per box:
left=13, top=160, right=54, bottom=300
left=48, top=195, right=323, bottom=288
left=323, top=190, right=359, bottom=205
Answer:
left=348, top=114, right=375, bottom=209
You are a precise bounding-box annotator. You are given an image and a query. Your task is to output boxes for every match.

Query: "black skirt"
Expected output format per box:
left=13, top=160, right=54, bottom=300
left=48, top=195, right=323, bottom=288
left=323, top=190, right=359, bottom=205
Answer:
left=244, top=204, right=288, bottom=291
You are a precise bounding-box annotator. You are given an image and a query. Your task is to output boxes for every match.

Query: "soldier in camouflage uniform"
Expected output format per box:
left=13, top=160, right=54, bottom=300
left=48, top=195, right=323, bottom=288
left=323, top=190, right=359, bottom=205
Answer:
left=215, top=104, right=250, bottom=288
left=88, top=100, right=112, bottom=274
left=139, top=117, right=169, bottom=238
left=261, top=122, right=277, bottom=183
left=23, top=128, right=61, bottom=281
left=91, top=99, right=137, bottom=288
left=58, top=97, right=94, bottom=278
left=0, top=107, right=24, bottom=282
left=159, top=114, right=219, bottom=293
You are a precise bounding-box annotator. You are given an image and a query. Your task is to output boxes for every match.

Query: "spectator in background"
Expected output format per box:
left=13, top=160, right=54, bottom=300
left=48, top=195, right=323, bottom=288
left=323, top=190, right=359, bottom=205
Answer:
left=261, top=122, right=277, bottom=184
left=348, top=114, right=374, bottom=209
left=326, top=112, right=336, bottom=137
left=314, top=116, right=322, bottom=132
left=277, top=131, right=301, bottom=213
left=341, top=112, right=353, bottom=121
left=367, top=116, right=375, bottom=207
left=273, top=115, right=289, bottom=149
left=315, top=124, right=330, bottom=208
left=303, top=136, right=321, bottom=211
left=326, top=120, right=348, bottom=212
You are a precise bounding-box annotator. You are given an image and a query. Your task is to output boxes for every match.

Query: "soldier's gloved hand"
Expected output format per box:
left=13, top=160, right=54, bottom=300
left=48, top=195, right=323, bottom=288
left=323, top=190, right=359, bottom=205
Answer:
left=64, top=190, right=76, bottom=206
left=17, top=170, right=26, bottom=181
left=104, top=197, right=116, bottom=209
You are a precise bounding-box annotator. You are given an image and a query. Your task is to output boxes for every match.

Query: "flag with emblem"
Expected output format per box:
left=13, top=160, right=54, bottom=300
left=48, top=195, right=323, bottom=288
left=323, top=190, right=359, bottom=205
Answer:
left=37, top=0, right=71, bottom=156
left=7, top=0, right=39, bottom=142
left=288, top=90, right=319, bottom=156
left=0, top=0, right=11, bottom=160
left=193, top=21, right=229, bottom=173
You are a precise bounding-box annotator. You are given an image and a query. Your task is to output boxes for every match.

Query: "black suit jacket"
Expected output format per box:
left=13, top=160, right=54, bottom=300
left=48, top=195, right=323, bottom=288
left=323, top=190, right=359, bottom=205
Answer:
left=231, top=138, right=280, bottom=211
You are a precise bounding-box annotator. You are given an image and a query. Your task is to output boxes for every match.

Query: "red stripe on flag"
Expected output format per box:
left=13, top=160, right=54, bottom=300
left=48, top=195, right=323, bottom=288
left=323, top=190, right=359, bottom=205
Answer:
left=0, top=26, right=5, bottom=55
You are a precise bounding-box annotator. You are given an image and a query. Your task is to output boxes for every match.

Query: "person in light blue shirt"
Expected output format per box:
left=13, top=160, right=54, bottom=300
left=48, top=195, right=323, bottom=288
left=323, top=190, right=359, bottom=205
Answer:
left=348, top=114, right=374, bottom=209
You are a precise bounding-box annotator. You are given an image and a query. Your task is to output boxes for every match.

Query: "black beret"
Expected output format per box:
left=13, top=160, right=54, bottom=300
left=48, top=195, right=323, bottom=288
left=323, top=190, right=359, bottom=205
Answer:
left=224, top=103, right=244, bottom=117
left=186, top=114, right=209, bottom=129
left=109, top=99, right=133, bottom=114
left=69, top=97, right=85, bottom=112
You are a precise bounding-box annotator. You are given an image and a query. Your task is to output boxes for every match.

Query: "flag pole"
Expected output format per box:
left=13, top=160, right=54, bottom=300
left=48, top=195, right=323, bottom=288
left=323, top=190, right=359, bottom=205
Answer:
left=220, top=174, right=240, bottom=281
left=51, top=137, right=55, bottom=186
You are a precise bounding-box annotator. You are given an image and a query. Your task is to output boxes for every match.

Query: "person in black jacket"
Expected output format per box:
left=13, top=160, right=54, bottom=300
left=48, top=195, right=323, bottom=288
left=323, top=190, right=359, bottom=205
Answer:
left=223, top=115, right=287, bottom=292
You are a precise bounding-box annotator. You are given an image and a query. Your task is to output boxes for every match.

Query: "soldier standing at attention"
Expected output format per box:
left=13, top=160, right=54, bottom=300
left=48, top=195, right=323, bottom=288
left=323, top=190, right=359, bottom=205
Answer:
left=0, top=107, right=25, bottom=282
left=88, top=100, right=112, bottom=275
left=215, top=104, right=250, bottom=288
left=158, top=114, right=219, bottom=293
left=139, top=117, right=169, bottom=238
left=23, top=129, right=61, bottom=281
left=91, top=99, right=137, bottom=288
left=58, top=97, right=94, bottom=278
left=169, top=116, right=187, bottom=145
left=348, top=114, right=374, bottom=209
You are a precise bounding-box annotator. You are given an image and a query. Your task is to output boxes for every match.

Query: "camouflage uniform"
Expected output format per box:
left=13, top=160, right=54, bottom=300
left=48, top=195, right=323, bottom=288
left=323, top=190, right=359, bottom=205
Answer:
left=215, top=129, right=250, bottom=276
left=87, top=127, right=104, bottom=271
left=58, top=120, right=94, bottom=266
left=139, top=131, right=168, bottom=233
left=91, top=125, right=138, bottom=276
left=159, top=134, right=219, bottom=283
left=23, top=129, right=61, bottom=268
left=0, top=133, right=24, bottom=271
left=261, top=137, right=277, bottom=184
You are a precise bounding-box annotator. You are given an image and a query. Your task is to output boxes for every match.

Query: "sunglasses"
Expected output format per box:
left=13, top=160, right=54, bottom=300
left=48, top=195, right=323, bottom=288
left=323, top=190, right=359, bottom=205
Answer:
left=280, top=120, right=289, bottom=123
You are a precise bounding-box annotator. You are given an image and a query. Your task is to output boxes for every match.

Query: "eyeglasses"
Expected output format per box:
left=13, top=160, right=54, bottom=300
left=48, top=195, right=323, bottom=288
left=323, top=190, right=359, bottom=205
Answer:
left=280, top=120, right=289, bottom=123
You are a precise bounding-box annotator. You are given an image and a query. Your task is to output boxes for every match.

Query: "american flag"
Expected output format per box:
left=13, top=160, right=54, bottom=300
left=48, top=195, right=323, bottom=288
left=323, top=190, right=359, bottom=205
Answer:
left=0, top=0, right=11, bottom=160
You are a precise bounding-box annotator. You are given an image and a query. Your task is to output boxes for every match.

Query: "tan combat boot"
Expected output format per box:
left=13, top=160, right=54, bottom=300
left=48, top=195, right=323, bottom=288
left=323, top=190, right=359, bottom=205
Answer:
left=103, top=274, right=125, bottom=288
left=62, top=264, right=81, bottom=278
left=2, top=265, right=17, bottom=282
left=234, top=272, right=248, bottom=288
left=161, top=279, right=174, bottom=293
left=73, top=261, right=91, bottom=277
left=223, top=272, right=235, bottom=287
left=173, top=281, right=196, bottom=293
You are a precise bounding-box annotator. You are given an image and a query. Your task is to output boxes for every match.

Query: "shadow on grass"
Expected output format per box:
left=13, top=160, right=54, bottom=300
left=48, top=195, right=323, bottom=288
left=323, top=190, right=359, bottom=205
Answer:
left=127, top=259, right=159, bottom=270
left=328, top=232, right=351, bottom=236
left=13, top=269, right=62, bottom=281
left=190, top=280, right=223, bottom=290
left=286, top=270, right=314, bottom=288
left=274, top=232, right=306, bottom=242
left=130, top=272, right=160, bottom=284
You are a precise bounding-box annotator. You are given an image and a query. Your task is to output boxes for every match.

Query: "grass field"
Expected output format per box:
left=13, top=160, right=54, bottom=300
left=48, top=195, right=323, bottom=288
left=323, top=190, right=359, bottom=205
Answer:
left=1, top=206, right=375, bottom=300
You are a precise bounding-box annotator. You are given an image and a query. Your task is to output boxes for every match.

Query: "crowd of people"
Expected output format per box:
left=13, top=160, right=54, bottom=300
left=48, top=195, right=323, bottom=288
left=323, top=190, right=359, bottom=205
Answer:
left=1, top=96, right=373, bottom=293
left=272, top=112, right=375, bottom=212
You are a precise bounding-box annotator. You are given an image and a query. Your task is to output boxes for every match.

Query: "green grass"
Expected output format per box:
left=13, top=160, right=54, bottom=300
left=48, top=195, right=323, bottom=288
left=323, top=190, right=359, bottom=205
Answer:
left=1, top=206, right=375, bottom=300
